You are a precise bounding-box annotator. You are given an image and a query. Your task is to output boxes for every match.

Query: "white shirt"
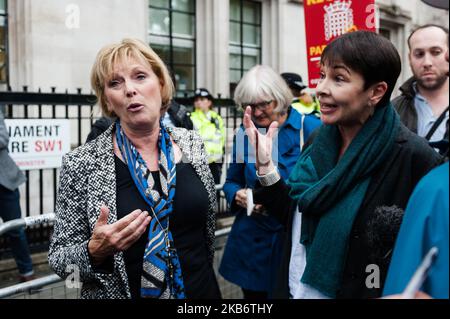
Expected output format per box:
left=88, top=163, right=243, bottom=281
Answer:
left=256, top=172, right=330, bottom=299
left=413, top=83, right=449, bottom=142
left=289, top=205, right=330, bottom=299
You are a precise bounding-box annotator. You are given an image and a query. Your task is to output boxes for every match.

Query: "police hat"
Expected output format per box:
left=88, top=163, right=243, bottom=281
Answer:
left=193, top=88, right=213, bottom=101
left=281, top=73, right=307, bottom=91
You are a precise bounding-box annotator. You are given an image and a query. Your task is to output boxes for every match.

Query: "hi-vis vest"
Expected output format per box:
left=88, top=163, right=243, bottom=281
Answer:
left=291, top=97, right=321, bottom=117
left=190, top=109, right=225, bottom=164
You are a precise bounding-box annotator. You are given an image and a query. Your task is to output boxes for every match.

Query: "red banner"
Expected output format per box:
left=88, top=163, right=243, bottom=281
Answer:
left=303, top=0, right=377, bottom=88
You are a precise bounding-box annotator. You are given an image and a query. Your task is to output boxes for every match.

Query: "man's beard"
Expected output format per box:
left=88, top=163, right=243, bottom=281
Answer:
left=416, top=73, right=448, bottom=91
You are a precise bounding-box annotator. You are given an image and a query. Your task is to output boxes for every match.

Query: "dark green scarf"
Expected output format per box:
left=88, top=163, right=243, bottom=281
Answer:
left=287, top=103, right=400, bottom=297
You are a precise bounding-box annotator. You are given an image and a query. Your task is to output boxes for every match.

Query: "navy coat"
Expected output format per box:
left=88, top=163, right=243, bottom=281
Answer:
left=219, top=108, right=321, bottom=292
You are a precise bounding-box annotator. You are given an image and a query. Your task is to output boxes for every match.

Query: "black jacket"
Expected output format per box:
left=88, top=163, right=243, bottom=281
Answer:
left=393, top=77, right=449, bottom=142
left=167, top=100, right=194, bottom=130
left=86, top=117, right=115, bottom=143
left=253, top=124, right=443, bottom=299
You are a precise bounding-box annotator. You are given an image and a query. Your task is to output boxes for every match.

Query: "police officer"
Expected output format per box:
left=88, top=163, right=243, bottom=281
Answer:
left=190, top=88, right=225, bottom=185
left=281, top=72, right=320, bottom=117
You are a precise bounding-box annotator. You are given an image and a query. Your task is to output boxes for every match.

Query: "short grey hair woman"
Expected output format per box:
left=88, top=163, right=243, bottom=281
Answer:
left=219, top=64, right=321, bottom=299
left=234, top=65, right=293, bottom=127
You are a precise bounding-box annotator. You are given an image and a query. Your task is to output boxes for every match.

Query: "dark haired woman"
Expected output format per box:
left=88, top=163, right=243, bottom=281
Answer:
left=244, top=31, right=442, bottom=299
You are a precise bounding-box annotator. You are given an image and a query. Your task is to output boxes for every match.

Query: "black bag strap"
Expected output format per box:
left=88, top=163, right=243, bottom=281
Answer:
left=425, top=106, right=449, bottom=141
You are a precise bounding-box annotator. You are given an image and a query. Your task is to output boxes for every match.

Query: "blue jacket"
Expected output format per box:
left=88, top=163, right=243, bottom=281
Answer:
left=219, top=107, right=321, bottom=292
left=383, top=162, right=449, bottom=299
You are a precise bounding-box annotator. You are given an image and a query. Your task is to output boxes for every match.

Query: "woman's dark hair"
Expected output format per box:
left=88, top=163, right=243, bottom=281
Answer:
left=321, top=31, right=401, bottom=107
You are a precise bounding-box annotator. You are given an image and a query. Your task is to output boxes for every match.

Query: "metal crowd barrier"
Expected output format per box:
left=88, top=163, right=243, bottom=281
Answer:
left=0, top=213, right=55, bottom=236
left=0, top=213, right=239, bottom=299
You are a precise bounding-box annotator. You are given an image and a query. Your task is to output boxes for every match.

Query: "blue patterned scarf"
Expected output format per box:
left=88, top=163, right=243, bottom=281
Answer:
left=115, top=120, right=185, bottom=299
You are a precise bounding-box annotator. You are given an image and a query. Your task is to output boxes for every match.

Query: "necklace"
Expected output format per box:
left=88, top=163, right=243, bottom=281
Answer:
left=148, top=202, right=175, bottom=292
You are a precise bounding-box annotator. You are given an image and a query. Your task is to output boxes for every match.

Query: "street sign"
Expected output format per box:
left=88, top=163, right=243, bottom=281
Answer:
left=5, top=119, right=71, bottom=170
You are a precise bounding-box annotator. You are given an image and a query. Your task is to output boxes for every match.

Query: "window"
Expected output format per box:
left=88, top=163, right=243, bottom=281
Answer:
left=379, top=28, right=391, bottom=41
left=149, top=0, right=196, bottom=97
left=229, top=0, right=261, bottom=96
left=0, top=0, right=8, bottom=84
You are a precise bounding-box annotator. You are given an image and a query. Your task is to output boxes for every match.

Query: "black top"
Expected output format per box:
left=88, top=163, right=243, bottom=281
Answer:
left=115, top=155, right=221, bottom=299
left=253, top=124, right=442, bottom=299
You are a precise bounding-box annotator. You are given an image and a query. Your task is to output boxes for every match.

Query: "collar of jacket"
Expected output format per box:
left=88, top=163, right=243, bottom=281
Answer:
left=399, top=76, right=417, bottom=100
left=283, top=106, right=302, bottom=130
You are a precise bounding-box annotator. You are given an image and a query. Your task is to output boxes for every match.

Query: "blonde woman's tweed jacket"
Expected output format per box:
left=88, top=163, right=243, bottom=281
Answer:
left=48, top=124, right=217, bottom=299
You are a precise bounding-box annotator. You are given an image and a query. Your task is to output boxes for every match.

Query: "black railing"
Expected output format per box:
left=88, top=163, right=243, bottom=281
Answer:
left=0, top=87, right=242, bottom=256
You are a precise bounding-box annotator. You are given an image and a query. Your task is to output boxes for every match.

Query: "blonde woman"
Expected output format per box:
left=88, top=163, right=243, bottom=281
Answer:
left=49, top=39, right=221, bottom=299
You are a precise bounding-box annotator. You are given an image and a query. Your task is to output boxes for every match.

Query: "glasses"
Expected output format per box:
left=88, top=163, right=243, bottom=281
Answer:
left=242, top=100, right=273, bottom=111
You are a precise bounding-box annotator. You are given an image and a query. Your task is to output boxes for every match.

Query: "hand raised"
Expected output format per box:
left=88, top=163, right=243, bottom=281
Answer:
left=243, top=106, right=278, bottom=175
left=87, top=205, right=152, bottom=265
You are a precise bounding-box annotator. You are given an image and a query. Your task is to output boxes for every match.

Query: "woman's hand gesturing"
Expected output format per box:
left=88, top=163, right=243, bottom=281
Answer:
left=87, top=205, right=152, bottom=265
left=242, top=106, right=278, bottom=175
